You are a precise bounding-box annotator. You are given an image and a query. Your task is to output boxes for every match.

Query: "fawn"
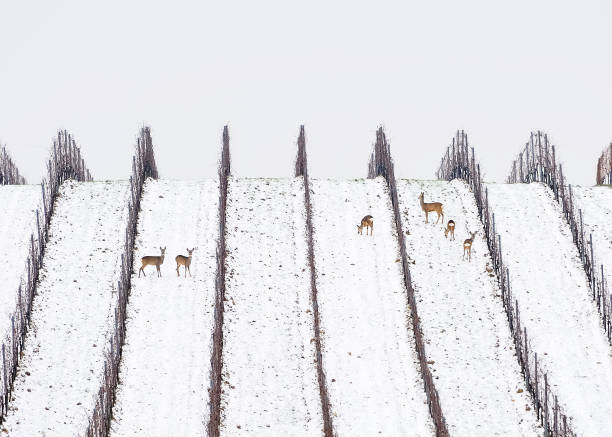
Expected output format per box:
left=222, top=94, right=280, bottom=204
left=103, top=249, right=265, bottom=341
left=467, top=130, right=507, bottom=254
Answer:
left=418, top=192, right=444, bottom=224
left=357, top=215, right=374, bottom=236
left=463, top=232, right=476, bottom=262
left=176, top=248, right=196, bottom=277
left=444, top=220, right=455, bottom=240
left=139, top=247, right=166, bottom=277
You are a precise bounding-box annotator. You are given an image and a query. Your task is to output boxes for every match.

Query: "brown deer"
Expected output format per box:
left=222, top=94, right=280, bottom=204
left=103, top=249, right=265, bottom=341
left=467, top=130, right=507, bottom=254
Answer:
left=139, top=247, right=166, bottom=277
left=176, top=248, right=196, bottom=277
left=418, top=192, right=444, bottom=224
left=357, top=215, right=374, bottom=236
left=444, top=220, right=455, bottom=240
left=463, top=231, right=476, bottom=262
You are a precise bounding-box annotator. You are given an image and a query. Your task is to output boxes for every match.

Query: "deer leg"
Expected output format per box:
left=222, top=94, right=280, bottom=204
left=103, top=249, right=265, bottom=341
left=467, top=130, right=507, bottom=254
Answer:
left=139, top=266, right=145, bottom=277
left=176, top=263, right=180, bottom=277
left=425, top=211, right=428, bottom=223
left=371, top=223, right=373, bottom=236
left=188, top=265, right=192, bottom=277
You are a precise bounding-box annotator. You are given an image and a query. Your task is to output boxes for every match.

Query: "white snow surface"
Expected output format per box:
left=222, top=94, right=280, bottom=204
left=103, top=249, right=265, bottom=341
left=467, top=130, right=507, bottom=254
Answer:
left=3, top=180, right=130, bottom=436
left=571, top=185, right=612, bottom=295
left=486, top=182, right=612, bottom=436
left=0, top=184, right=41, bottom=331
left=110, top=179, right=218, bottom=436
left=398, top=179, right=541, bottom=436
left=220, top=177, right=322, bottom=436
left=311, top=177, right=434, bottom=437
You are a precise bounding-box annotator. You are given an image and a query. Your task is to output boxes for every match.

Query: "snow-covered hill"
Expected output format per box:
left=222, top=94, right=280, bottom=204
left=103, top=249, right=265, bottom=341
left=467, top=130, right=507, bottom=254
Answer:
left=486, top=182, right=612, bottom=436
left=398, top=179, right=541, bottom=436
left=311, top=177, right=434, bottom=436
left=110, top=179, right=219, bottom=436
left=3, top=180, right=130, bottom=435
left=219, top=177, right=322, bottom=436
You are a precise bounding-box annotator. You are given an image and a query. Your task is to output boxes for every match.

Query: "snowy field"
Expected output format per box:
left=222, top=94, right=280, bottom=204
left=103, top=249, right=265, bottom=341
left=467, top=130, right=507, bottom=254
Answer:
left=0, top=184, right=41, bottom=331
left=486, top=182, right=612, bottom=436
left=571, top=185, right=612, bottom=296
left=398, top=179, right=540, bottom=436
left=219, top=178, right=322, bottom=436
left=110, top=179, right=219, bottom=436
left=311, top=177, right=434, bottom=436
left=3, top=180, right=130, bottom=435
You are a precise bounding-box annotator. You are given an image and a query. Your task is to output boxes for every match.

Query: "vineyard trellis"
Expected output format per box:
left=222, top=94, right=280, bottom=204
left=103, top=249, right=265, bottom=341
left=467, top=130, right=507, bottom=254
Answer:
left=295, top=125, right=335, bottom=437
left=596, top=142, right=612, bottom=185
left=0, top=131, right=92, bottom=423
left=437, top=130, right=575, bottom=436
left=207, top=126, right=231, bottom=437
left=86, top=126, right=158, bottom=435
left=508, top=132, right=612, bottom=345
left=0, top=146, right=26, bottom=185
left=369, top=127, right=450, bottom=437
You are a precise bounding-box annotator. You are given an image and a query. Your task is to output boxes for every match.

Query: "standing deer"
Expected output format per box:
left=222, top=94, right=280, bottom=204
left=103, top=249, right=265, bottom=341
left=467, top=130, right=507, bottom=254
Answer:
left=139, top=246, right=166, bottom=277
left=463, top=231, right=476, bottom=262
left=418, top=192, right=444, bottom=224
left=357, top=215, right=374, bottom=236
left=176, top=247, right=196, bottom=277
left=444, top=220, right=455, bottom=240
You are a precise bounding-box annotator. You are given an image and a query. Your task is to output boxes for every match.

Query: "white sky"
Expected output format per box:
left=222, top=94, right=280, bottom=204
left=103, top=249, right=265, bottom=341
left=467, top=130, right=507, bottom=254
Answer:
left=1, top=1, right=611, bottom=185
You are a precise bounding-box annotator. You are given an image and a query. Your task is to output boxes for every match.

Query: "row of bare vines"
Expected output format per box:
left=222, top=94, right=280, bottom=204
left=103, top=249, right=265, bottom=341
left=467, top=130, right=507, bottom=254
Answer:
left=0, top=146, right=26, bottom=185
left=508, top=132, right=612, bottom=344
left=437, top=130, right=575, bottom=436
left=369, top=127, right=449, bottom=436
left=86, top=127, right=159, bottom=435
left=596, top=142, right=612, bottom=185
left=207, top=126, right=231, bottom=437
left=0, top=131, right=92, bottom=422
left=295, top=125, right=334, bottom=436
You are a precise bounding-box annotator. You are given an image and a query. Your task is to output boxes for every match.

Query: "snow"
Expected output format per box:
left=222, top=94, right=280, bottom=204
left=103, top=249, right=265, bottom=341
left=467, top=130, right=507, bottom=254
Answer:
left=0, top=184, right=41, bottom=331
left=571, top=185, right=612, bottom=295
left=110, top=179, right=219, bottom=436
left=310, top=177, right=434, bottom=437
left=397, top=179, right=541, bottom=436
left=486, top=182, right=612, bottom=436
left=220, top=177, right=322, bottom=436
left=3, top=180, right=130, bottom=435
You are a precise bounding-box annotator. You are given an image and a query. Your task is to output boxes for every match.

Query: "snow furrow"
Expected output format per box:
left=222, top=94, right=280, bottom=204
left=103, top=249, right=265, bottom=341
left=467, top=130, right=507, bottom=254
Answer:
left=0, top=185, right=41, bottom=330
left=572, top=185, right=612, bottom=299
left=110, top=179, right=218, bottom=436
left=398, top=179, right=541, bottom=436
left=220, top=178, right=322, bottom=436
left=311, top=177, right=434, bottom=437
left=3, top=180, right=130, bottom=435
left=486, top=182, right=612, bottom=436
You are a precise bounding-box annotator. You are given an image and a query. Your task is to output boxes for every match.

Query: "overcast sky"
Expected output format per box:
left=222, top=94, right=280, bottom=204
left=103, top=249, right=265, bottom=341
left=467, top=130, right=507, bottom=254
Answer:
left=1, top=1, right=611, bottom=185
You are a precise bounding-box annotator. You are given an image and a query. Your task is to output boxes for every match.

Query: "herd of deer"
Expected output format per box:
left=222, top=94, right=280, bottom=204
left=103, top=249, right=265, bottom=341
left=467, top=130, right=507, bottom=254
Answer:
left=138, top=247, right=197, bottom=278
left=140, top=190, right=474, bottom=280
left=357, top=192, right=477, bottom=261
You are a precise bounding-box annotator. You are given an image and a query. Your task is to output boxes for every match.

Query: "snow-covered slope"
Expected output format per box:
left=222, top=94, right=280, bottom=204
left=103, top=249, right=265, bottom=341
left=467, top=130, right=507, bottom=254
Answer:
left=3, top=180, right=130, bottom=436
left=486, top=182, right=612, bottom=436
left=110, top=179, right=218, bottom=436
left=398, top=179, right=541, bottom=436
left=219, top=178, right=322, bottom=436
left=571, top=185, right=612, bottom=295
left=311, top=177, right=434, bottom=437
left=0, top=184, right=41, bottom=328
